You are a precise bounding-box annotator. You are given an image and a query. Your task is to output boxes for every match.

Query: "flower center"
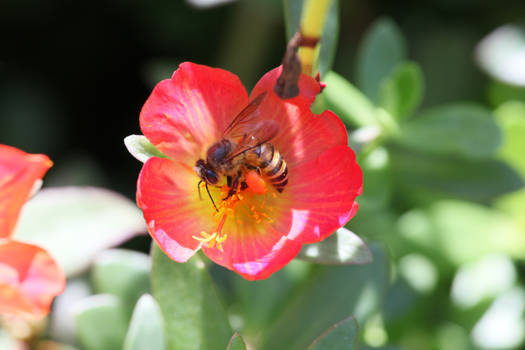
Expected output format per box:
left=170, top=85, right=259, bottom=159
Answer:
left=192, top=176, right=278, bottom=251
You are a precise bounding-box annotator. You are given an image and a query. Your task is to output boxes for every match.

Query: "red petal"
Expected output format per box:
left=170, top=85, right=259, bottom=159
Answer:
left=137, top=156, right=303, bottom=280
left=140, top=62, right=249, bottom=162
left=0, top=145, right=52, bottom=238
left=250, top=67, right=348, bottom=167
left=136, top=65, right=362, bottom=280
left=253, top=66, right=320, bottom=106
left=274, top=145, right=363, bottom=244
left=0, top=240, right=65, bottom=318
left=202, top=225, right=301, bottom=280
left=137, top=157, right=215, bottom=262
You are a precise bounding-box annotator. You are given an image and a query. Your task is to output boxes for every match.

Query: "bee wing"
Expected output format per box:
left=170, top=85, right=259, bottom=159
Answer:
left=223, top=91, right=268, bottom=138
left=222, top=91, right=280, bottom=161
left=224, top=120, right=280, bottom=162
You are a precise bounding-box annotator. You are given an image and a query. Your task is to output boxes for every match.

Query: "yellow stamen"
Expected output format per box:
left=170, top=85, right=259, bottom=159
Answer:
left=194, top=179, right=279, bottom=250
left=192, top=231, right=215, bottom=244
left=215, top=233, right=228, bottom=252
left=193, top=212, right=229, bottom=251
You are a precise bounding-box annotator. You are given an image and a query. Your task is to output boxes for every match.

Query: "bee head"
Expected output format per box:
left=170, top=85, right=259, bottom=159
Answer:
left=194, top=159, right=219, bottom=185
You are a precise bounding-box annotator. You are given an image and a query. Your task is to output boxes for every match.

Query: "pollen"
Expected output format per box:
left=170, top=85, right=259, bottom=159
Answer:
left=194, top=177, right=278, bottom=251
left=245, top=170, right=268, bottom=194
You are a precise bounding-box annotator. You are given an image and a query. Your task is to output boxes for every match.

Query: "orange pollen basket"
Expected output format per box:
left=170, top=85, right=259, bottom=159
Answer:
left=192, top=179, right=276, bottom=251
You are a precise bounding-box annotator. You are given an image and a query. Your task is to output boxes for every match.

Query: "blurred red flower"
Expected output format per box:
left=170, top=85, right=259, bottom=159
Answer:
left=0, top=145, right=65, bottom=318
left=137, top=63, right=362, bottom=280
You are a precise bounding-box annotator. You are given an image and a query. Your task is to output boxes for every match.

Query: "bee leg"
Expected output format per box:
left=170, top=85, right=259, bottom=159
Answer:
left=227, top=176, right=232, bottom=188
left=205, top=182, right=218, bottom=212
left=246, top=164, right=261, bottom=175
left=224, top=174, right=241, bottom=200
left=240, top=182, right=248, bottom=190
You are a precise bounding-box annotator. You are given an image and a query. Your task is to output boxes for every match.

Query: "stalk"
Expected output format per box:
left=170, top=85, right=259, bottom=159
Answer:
left=298, top=0, right=332, bottom=76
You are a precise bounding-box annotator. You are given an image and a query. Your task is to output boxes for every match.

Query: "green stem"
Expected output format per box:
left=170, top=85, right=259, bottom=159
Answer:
left=298, top=0, right=333, bottom=76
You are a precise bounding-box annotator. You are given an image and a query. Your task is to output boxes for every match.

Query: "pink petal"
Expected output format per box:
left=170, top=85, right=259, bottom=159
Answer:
left=136, top=64, right=363, bottom=280
left=274, top=145, right=363, bottom=244
left=0, top=145, right=52, bottom=238
left=140, top=62, right=249, bottom=162
left=137, top=157, right=216, bottom=262
left=202, top=224, right=301, bottom=280
left=0, top=240, right=65, bottom=318
left=250, top=67, right=347, bottom=167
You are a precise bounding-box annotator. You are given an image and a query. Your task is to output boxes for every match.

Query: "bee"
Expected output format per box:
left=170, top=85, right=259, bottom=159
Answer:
left=194, top=92, right=288, bottom=211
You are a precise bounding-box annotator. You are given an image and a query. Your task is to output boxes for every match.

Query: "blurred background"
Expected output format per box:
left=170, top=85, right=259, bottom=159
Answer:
left=1, top=0, right=523, bottom=197
left=2, top=0, right=525, bottom=349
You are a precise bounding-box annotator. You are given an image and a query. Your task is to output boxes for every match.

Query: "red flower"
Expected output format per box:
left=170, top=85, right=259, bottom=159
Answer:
left=137, top=63, right=362, bottom=280
left=0, top=145, right=65, bottom=318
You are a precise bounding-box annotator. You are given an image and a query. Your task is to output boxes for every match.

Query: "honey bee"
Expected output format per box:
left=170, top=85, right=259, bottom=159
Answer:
left=194, top=92, right=288, bottom=211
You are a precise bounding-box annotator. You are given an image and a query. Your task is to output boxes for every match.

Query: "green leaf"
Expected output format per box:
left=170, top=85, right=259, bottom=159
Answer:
left=494, top=101, right=525, bottom=230
left=475, top=24, right=525, bottom=87
left=123, top=294, right=166, bottom=350
left=39, top=343, right=79, bottom=350
left=451, top=255, right=517, bottom=309
left=260, top=244, right=389, bottom=350
left=91, top=249, right=150, bottom=317
left=308, top=316, right=359, bottom=350
left=389, top=147, right=524, bottom=204
left=487, top=80, right=525, bottom=107
left=347, top=208, right=398, bottom=244
left=397, top=200, right=525, bottom=266
left=494, top=101, right=525, bottom=176
left=229, top=260, right=309, bottom=338
left=323, top=71, right=378, bottom=127
left=283, top=0, right=303, bottom=38
left=151, top=244, right=232, bottom=350
left=358, top=147, right=392, bottom=211
left=124, top=134, right=168, bottom=163
left=296, top=227, right=372, bottom=265
left=496, top=189, right=525, bottom=233
left=317, top=0, right=339, bottom=77
left=74, top=295, right=129, bottom=350
left=379, top=61, right=424, bottom=121
left=49, top=278, right=92, bottom=345
left=14, top=187, right=146, bottom=276
left=356, top=17, right=407, bottom=102
left=226, top=333, right=248, bottom=350
left=396, top=103, right=501, bottom=159
left=470, top=287, right=525, bottom=349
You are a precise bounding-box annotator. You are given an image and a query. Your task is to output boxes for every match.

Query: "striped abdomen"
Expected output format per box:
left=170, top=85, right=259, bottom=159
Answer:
left=248, top=143, right=288, bottom=192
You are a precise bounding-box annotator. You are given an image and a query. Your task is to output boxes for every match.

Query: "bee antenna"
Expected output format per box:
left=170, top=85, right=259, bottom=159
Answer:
left=197, top=180, right=203, bottom=200
left=205, top=182, right=219, bottom=212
